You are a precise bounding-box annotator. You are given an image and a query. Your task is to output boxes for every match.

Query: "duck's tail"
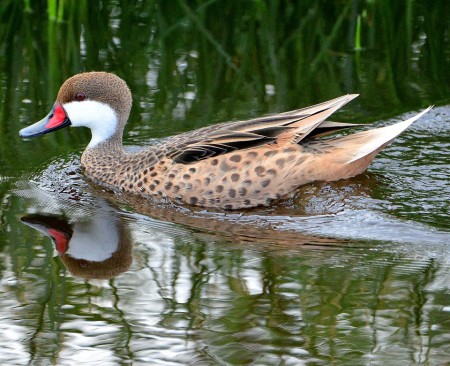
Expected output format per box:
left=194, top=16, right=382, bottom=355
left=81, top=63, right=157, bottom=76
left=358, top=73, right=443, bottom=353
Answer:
left=308, top=106, right=432, bottom=181
left=345, top=107, right=431, bottom=162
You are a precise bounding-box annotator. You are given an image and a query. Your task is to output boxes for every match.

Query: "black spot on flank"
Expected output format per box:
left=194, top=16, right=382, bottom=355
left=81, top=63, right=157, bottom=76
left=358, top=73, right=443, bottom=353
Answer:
left=189, top=197, right=198, bottom=205
left=150, top=171, right=157, bottom=177
left=287, top=154, right=297, bottom=162
left=154, top=179, right=160, bottom=185
left=204, top=177, right=211, bottom=186
left=189, top=167, right=196, bottom=173
left=231, top=173, right=240, bottom=182
left=168, top=173, right=175, bottom=179
left=276, top=158, right=285, bottom=168
left=255, top=166, right=265, bottom=176
left=224, top=204, right=233, bottom=210
left=137, top=181, right=143, bottom=187
left=211, top=159, right=218, bottom=166
left=143, top=177, right=148, bottom=183
left=183, top=174, right=191, bottom=180
left=261, top=179, right=270, bottom=187
left=143, top=169, right=148, bottom=174
left=228, top=189, right=236, bottom=198
left=238, top=187, right=247, bottom=196
left=216, top=185, right=224, bottom=193
left=264, top=150, right=277, bottom=157
left=129, top=184, right=133, bottom=189
left=267, top=169, right=277, bottom=176
left=243, top=199, right=251, bottom=205
left=149, top=184, right=155, bottom=191
left=220, top=161, right=231, bottom=172
left=230, top=155, right=242, bottom=162
left=284, top=147, right=297, bottom=153
left=165, top=182, right=173, bottom=190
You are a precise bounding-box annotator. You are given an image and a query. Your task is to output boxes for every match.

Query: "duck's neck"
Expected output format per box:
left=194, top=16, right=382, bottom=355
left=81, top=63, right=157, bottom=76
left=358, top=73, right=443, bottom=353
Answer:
left=81, top=133, right=128, bottom=186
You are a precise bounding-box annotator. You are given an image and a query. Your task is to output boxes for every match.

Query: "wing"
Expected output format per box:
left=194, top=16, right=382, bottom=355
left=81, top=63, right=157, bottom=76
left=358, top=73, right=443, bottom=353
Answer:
left=167, top=94, right=359, bottom=164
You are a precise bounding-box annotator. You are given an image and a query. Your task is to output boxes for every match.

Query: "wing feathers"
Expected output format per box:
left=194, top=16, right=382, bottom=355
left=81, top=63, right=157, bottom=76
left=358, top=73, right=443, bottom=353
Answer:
left=170, top=94, right=360, bottom=164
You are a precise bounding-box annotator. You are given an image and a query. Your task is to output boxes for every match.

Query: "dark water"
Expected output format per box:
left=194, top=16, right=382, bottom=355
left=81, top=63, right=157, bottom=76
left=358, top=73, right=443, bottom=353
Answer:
left=1, top=1, right=450, bottom=365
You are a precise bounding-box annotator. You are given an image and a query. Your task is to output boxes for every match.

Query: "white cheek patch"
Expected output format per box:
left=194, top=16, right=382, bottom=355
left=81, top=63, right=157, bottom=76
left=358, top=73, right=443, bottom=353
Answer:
left=63, top=100, right=118, bottom=148
left=66, top=217, right=120, bottom=262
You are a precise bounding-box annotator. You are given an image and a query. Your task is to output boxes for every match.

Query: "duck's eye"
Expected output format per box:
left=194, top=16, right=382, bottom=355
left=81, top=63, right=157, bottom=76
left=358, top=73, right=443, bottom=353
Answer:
left=75, top=92, right=86, bottom=101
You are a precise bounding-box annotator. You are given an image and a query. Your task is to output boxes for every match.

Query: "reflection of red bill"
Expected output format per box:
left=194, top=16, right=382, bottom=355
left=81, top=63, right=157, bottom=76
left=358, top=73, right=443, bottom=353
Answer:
left=48, top=228, right=70, bottom=254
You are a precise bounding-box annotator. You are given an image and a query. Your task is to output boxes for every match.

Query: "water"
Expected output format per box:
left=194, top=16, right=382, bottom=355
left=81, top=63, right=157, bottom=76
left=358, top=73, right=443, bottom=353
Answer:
left=1, top=1, right=450, bottom=365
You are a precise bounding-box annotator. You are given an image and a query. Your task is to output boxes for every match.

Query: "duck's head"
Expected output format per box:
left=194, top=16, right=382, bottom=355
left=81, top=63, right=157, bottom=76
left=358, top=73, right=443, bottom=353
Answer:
left=19, top=72, right=132, bottom=148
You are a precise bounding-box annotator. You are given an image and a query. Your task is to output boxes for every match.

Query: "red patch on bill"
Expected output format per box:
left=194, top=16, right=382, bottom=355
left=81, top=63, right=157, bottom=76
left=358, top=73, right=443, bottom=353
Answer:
left=45, top=104, right=67, bottom=129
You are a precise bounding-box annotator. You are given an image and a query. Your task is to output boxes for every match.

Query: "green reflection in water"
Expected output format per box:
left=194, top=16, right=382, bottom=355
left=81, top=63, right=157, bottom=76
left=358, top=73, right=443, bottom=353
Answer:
left=3, top=192, right=450, bottom=365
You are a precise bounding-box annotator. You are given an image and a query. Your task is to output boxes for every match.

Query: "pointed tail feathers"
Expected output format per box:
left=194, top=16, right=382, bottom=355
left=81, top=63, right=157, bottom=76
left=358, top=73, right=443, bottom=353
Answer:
left=330, top=106, right=432, bottom=164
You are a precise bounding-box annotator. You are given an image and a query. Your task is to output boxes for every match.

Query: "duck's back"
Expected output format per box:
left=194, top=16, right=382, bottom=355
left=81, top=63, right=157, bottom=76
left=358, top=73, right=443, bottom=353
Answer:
left=81, top=95, right=430, bottom=209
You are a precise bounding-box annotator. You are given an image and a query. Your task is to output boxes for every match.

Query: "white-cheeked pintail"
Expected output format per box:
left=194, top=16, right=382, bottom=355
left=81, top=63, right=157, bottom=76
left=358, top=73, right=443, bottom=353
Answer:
left=19, top=72, right=431, bottom=209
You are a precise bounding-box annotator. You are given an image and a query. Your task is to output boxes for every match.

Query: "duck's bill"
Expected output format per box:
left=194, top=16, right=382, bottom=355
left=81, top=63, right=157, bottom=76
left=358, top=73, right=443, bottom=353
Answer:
left=19, top=103, right=71, bottom=138
left=21, top=215, right=72, bottom=253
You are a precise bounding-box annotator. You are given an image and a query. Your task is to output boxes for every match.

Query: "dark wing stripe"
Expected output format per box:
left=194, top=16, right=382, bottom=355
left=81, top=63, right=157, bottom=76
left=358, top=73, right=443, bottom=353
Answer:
left=250, top=126, right=295, bottom=138
left=305, top=121, right=363, bottom=139
left=172, top=137, right=275, bottom=164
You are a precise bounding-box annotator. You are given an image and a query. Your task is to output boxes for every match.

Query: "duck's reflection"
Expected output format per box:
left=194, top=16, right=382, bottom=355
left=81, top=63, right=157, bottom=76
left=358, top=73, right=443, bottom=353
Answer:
left=21, top=213, right=132, bottom=279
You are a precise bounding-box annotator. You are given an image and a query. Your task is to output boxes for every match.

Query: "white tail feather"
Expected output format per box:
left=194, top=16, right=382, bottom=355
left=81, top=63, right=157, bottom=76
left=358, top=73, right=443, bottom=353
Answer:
left=346, top=106, right=432, bottom=163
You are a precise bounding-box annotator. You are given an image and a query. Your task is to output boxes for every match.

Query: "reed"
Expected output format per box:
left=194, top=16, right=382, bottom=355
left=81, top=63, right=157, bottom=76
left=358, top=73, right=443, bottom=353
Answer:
left=354, top=14, right=362, bottom=51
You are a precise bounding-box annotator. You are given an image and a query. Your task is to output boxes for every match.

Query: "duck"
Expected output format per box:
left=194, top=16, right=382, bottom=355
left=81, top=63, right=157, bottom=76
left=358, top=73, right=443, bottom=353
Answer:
left=19, top=72, right=431, bottom=210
